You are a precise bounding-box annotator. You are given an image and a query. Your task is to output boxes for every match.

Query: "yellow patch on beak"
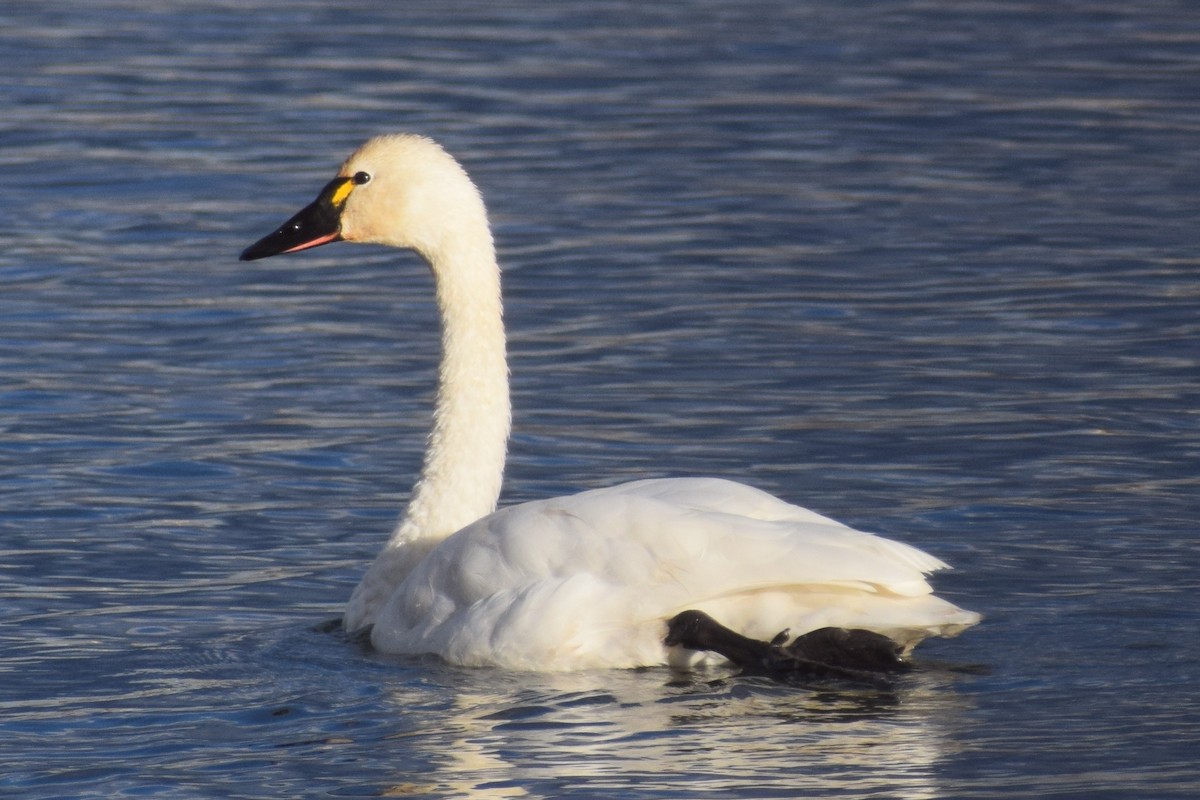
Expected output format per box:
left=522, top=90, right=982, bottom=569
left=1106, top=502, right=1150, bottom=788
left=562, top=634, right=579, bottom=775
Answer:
left=329, top=178, right=356, bottom=207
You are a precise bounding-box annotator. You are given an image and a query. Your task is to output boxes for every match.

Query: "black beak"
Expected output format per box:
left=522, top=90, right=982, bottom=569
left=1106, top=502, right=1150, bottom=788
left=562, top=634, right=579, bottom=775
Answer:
left=240, top=176, right=353, bottom=261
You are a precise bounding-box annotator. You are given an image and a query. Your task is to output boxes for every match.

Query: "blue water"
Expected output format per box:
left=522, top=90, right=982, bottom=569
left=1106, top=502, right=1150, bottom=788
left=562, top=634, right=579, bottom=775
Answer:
left=3, top=1, right=1198, bottom=797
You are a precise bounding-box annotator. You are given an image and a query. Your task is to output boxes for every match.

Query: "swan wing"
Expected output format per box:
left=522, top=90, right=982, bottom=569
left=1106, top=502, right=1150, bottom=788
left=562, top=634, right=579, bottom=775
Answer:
left=369, top=478, right=977, bottom=669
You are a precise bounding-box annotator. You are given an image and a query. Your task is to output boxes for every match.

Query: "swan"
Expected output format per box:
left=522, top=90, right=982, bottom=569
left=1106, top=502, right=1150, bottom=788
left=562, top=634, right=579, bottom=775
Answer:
left=240, top=133, right=980, bottom=671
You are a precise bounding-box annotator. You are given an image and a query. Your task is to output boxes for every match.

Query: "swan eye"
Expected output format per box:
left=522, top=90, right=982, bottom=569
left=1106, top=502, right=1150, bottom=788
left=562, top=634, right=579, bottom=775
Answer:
left=353, top=171, right=372, bottom=185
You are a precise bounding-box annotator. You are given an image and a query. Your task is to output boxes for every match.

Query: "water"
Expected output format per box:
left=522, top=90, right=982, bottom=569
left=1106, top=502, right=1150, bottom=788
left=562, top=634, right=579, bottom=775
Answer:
left=2, top=0, right=1198, bottom=796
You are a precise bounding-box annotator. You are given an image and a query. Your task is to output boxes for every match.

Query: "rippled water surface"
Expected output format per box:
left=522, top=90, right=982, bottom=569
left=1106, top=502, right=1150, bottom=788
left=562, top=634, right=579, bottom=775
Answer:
left=3, top=1, right=1198, bottom=797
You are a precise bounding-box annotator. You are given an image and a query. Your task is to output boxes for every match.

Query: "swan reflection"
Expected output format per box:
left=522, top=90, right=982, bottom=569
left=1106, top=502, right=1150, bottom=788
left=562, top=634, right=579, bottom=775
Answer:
left=372, top=666, right=971, bottom=798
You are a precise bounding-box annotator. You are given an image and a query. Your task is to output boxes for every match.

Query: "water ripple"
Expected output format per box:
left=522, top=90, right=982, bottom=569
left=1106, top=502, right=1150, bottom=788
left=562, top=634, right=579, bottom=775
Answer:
left=2, top=0, right=1198, bottom=797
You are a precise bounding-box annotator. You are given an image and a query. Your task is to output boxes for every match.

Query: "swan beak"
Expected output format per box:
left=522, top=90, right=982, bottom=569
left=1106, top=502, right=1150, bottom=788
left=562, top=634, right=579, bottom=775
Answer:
left=240, top=176, right=354, bottom=261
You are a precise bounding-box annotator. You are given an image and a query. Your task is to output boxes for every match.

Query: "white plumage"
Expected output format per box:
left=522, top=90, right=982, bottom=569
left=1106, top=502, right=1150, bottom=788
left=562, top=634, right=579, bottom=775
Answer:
left=242, top=133, right=979, bottom=671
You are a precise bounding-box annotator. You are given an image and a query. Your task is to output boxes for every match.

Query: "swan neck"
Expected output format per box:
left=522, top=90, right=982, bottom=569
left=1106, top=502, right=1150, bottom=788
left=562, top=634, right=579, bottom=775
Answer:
left=398, top=235, right=510, bottom=545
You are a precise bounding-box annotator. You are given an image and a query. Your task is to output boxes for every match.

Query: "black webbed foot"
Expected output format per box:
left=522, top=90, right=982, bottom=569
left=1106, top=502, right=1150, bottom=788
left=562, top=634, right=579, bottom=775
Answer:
left=665, top=610, right=908, bottom=681
left=665, top=609, right=777, bottom=666
left=783, top=626, right=907, bottom=673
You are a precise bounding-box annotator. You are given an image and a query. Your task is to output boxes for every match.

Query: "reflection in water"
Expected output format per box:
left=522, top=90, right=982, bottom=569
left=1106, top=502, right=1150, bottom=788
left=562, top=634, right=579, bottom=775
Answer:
left=374, top=666, right=971, bottom=799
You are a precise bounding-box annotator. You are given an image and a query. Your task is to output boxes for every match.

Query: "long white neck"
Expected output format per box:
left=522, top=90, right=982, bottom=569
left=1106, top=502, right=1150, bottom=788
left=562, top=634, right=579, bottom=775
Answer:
left=398, top=233, right=510, bottom=544
left=344, top=220, right=510, bottom=632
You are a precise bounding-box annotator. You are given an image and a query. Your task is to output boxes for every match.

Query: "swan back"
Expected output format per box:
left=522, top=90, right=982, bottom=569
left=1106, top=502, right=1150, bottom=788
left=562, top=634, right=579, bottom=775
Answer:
left=370, top=478, right=979, bottom=669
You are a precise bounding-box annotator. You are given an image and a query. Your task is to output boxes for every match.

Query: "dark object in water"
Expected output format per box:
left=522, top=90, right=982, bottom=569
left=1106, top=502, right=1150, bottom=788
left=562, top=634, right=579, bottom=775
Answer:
left=665, top=610, right=908, bottom=679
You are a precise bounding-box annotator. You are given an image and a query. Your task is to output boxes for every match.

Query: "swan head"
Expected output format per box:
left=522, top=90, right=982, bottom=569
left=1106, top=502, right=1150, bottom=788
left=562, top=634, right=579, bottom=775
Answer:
left=240, top=134, right=490, bottom=264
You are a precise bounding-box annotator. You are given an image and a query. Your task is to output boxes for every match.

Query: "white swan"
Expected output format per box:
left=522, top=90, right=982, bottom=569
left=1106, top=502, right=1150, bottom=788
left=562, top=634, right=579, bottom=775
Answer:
left=241, top=134, right=980, bottom=671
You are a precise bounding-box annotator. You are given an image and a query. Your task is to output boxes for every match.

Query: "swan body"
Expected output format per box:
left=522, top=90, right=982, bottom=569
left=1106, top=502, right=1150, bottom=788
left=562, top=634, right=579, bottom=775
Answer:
left=241, top=133, right=980, bottom=671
